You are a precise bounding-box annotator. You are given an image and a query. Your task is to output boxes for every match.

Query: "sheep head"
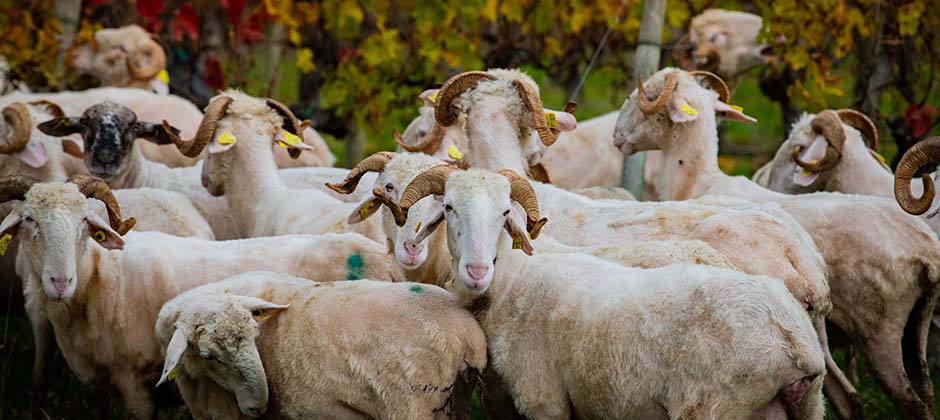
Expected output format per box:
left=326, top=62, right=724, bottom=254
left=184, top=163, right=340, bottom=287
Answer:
left=0, top=175, right=131, bottom=300
left=398, top=167, right=544, bottom=294
left=613, top=68, right=756, bottom=156
left=38, top=101, right=180, bottom=182
left=675, top=9, right=772, bottom=82
left=157, top=293, right=287, bottom=417
left=67, top=25, right=166, bottom=89
left=895, top=136, right=940, bottom=215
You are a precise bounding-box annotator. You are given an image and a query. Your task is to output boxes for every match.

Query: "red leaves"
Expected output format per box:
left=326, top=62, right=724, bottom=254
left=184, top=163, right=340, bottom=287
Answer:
left=204, top=56, right=224, bottom=91
left=172, top=4, right=200, bottom=42
left=136, top=0, right=164, bottom=18
left=905, top=104, right=938, bottom=138
left=222, top=0, right=248, bottom=27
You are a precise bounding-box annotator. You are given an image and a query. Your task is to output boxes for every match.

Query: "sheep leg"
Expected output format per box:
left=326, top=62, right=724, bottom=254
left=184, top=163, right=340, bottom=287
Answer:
left=862, top=332, right=932, bottom=420
left=26, top=305, right=54, bottom=420
left=901, top=278, right=939, bottom=406
left=789, top=374, right=825, bottom=420
left=113, top=375, right=155, bottom=420
left=813, top=318, right=863, bottom=420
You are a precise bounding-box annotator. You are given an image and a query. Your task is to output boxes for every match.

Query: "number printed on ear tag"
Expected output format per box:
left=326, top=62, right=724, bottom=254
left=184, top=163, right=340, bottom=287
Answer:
left=512, top=232, right=523, bottom=250
left=545, top=112, right=557, bottom=129
left=0, top=233, right=12, bottom=256
left=359, top=201, right=375, bottom=220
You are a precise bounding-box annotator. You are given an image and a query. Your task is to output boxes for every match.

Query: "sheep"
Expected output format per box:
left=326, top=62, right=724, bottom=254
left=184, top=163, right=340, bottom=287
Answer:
left=167, top=90, right=385, bottom=242
left=156, top=271, right=487, bottom=419
left=393, top=165, right=826, bottom=419
left=36, top=100, right=241, bottom=240
left=673, top=9, right=774, bottom=84
left=1, top=87, right=335, bottom=169
left=67, top=25, right=167, bottom=93
left=613, top=67, right=940, bottom=420
left=755, top=111, right=940, bottom=235
left=1, top=174, right=390, bottom=419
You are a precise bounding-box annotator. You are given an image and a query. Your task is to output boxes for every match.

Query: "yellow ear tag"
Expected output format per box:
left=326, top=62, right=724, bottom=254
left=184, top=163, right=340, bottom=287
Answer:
left=511, top=232, right=523, bottom=250
left=359, top=200, right=375, bottom=220
left=0, top=233, right=13, bottom=256
left=729, top=104, right=743, bottom=112
left=277, top=131, right=303, bottom=148
left=874, top=152, right=886, bottom=164
left=545, top=112, right=558, bottom=129
left=414, top=220, right=422, bottom=233
left=680, top=103, right=699, bottom=116
left=157, top=69, right=170, bottom=84
left=447, top=145, right=464, bottom=160
left=167, top=367, right=177, bottom=381
left=427, top=91, right=438, bottom=104
left=218, top=132, right=236, bottom=145
left=94, top=230, right=107, bottom=243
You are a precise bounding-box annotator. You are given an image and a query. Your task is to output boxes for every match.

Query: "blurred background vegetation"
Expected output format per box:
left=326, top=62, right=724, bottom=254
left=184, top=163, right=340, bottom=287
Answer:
left=1, top=0, right=940, bottom=418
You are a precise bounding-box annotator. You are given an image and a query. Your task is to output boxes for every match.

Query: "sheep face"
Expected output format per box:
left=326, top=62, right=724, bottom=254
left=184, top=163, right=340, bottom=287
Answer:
left=0, top=183, right=122, bottom=300
left=689, top=10, right=769, bottom=80
left=37, top=101, right=175, bottom=182
left=415, top=169, right=532, bottom=293
left=158, top=295, right=287, bottom=418
left=67, top=25, right=166, bottom=88
left=613, top=69, right=756, bottom=156
left=765, top=114, right=833, bottom=192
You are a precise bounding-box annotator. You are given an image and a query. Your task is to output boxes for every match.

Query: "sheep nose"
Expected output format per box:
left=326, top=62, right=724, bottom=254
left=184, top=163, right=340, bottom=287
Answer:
left=51, top=277, right=72, bottom=293
left=403, top=240, right=423, bottom=256
left=465, top=264, right=489, bottom=282
left=245, top=407, right=264, bottom=417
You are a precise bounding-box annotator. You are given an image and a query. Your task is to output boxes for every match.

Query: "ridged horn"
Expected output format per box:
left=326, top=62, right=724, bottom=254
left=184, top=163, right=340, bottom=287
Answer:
left=637, top=71, right=679, bottom=115
left=835, top=109, right=878, bottom=151
left=28, top=100, right=65, bottom=118
left=498, top=169, right=547, bottom=239
left=161, top=96, right=233, bottom=157
left=127, top=39, right=166, bottom=81
left=397, top=164, right=458, bottom=226
left=894, top=136, right=940, bottom=215
left=68, top=174, right=136, bottom=235
left=528, top=162, right=552, bottom=184
left=0, top=174, right=40, bottom=203
left=511, top=79, right=559, bottom=146
left=372, top=186, right=406, bottom=226
left=792, top=111, right=845, bottom=172
left=689, top=70, right=729, bottom=103
left=325, top=151, right=396, bottom=194
left=434, top=71, right=497, bottom=127
left=265, top=98, right=311, bottom=135
left=0, top=103, right=32, bottom=155
left=394, top=126, right=446, bottom=154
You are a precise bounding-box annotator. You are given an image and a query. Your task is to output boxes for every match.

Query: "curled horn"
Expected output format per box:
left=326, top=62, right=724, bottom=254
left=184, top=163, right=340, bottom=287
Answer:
left=689, top=70, right=729, bottom=103
left=372, top=186, right=406, bottom=226
left=894, top=136, right=940, bottom=215
left=397, top=164, right=458, bottom=226
left=835, top=109, right=878, bottom=151
left=511, top=79, right=559, bottom=146
left=127, top=39, right=166, bottom=81
left=637, top=71, right=679, bottom=115
left=325, top=151, right=396, bottom=194
left=528, top=162, right=552, bottom=184
left=497, top=169, right=547, bottom=239
left=394, top=126, right=446, bottom=154
left=692, top=44, right=720, bottom=73
left=67, top=174, right=136, bottom=235
left=671, top=32, right=695, bottom=70
left=265, top=98, right=311, bottom=135
left=434, top=71, right=497, bottom=127
left=1, top=103, right=32, bottom=155
left=792, top=111, right=846, bottom=172
left=28, top=100, right=65, bottom=118
left=161, top=96, right=233, bottom=157
left=0, top=174, right=40, bottom=203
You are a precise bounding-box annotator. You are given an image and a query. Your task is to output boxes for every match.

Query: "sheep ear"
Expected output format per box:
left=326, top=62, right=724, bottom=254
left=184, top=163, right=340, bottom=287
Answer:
left=503, top=208, right=533, bottom=255
left=667, top=97, right=701, bottom=123
left=715, top=101, right=757, bottom=123
left=62, top=138, right=84, bottom=159
left=240, top=296, right=288, bottom=321
left=37, top=117, right=84, bottom=137
left=419, top=89, right=439, bottom=107
left=0, top=208, right=23, bottom=242
left=157, top=328, right=187, bottom=387
left=207, top=131, right=237, bottom=154
left=522, top=110, right=577, bottom=132
left=414, top=199, right=445, bottom=243
left=18, top=141, right=48, bottom=168
left=85, top=211, right=124, bottom=250
left=134, top=121, right=180, bottom=145
left=347, top=198, right=381, bottom=224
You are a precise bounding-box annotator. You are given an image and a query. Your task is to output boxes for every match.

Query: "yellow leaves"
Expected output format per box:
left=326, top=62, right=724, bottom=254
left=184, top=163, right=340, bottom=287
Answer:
left=499, top=0, right=525, bottom=23
left=482, top=0, right=499, bottom=21
left=898, top=2, right=925, bottom=36
left=289, top=28, right=302, bottom=46
left=296, top=48, right=315, bottom=73
left=361, top=29, right=402, bottom=68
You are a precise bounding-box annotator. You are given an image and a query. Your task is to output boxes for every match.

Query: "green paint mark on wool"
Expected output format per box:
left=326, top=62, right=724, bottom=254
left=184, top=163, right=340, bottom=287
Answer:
left=409, top=285, right=423, bottom=293
left=346, top=252, right=365, bottom=280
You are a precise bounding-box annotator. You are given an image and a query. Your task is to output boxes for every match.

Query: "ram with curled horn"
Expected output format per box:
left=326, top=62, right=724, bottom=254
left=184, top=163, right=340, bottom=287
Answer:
left=895, top=137, right=940, bottom=216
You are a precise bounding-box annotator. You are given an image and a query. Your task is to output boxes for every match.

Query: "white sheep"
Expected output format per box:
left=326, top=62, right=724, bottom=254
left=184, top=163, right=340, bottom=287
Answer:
left=171, top=90, right=385, bottom=241
left=613, top=67, right=940, bottom=420
left=1, top=87, right=335, bottom=169
left=156, top=271, right=487, bottom=419
left=675, top=9, right=773, bottom=83
left=396, top=166, right=826, bottom=419
left=1, top=175, right=390, bottom=419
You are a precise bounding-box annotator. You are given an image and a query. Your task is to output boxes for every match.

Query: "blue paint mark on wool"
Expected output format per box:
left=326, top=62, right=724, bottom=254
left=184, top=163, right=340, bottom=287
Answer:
left=346, top=252, right=365, bottom=280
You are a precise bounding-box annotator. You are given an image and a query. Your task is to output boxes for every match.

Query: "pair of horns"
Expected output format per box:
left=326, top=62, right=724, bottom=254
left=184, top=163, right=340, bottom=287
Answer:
left=394, top=126, right=447, bottom=155
left=0, top=174, right=135, bottom=235
left=791, top=109, right=879, bottom=172
left=895, top=137, right=940, bottom=215
left=398, top=165, right=547, bottom=239
left=636, top=70, right=728, bottom=115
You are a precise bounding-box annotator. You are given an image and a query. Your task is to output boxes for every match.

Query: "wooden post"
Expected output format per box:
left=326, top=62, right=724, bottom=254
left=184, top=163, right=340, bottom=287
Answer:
left=345, top=129, right=364, bottom=168
left=53, top=0, right=83, bottom=75
left=620, top=0, right=666, bottom=198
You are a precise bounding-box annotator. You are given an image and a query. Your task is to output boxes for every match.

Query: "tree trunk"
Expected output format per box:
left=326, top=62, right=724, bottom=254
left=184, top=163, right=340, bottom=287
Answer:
left=53, top=0, right=83, bottom=75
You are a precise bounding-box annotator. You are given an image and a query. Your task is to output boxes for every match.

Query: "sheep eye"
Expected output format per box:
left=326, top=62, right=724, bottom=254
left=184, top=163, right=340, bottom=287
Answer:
left=200, top=351, right=215, bottom=361
left=384, top=183, right=394, bottom=192
left=24, top=216, right=34, bottom=223
left=417, top=130, right=427, bottom=138
left=251, top=309, right=262, bottom=317
left=444, top=204, right=453, bottom=212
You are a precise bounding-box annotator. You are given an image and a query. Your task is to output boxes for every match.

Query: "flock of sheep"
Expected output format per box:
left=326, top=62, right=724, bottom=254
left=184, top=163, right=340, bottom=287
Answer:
left=2, top=8, right=940, bottom=420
